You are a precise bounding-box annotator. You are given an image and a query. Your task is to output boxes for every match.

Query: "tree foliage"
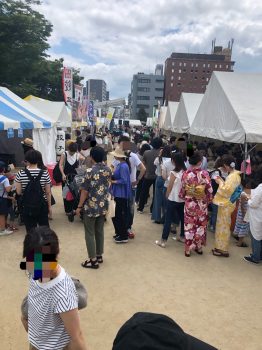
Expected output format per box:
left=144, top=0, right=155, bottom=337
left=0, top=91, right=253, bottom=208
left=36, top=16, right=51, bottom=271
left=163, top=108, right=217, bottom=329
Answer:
left=0, top=0, right=83, bottom=100
left=137, top=108, right=148, bottom=122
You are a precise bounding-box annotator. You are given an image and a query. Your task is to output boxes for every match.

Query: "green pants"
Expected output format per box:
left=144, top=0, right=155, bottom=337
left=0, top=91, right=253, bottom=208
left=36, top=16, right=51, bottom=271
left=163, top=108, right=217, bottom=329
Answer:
left=83, top=214, right=105, bottom=259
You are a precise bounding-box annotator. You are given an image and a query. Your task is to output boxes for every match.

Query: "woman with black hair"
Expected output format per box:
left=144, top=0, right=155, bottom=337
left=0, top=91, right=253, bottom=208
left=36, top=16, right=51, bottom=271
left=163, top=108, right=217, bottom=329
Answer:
left=110, top=148, right=132, bottom=243
left=21, top=226, right=87, bottom=350
left=15, top=150, right=51, bottom=232
left=212, top=155, right=241, bottom=257
left=155, top=153, right=186, bottom=248
left=180, top=152, right=213, bottom=257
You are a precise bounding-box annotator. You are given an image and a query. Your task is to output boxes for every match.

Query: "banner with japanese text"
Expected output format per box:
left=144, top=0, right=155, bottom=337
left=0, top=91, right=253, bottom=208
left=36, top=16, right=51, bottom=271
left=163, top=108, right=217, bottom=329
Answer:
left=62, top=67, right=73, bottom=105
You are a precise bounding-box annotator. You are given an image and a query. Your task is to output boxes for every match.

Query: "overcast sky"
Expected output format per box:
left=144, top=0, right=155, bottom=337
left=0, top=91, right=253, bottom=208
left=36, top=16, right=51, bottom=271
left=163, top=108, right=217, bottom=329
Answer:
left=40, top=0, right=262, bottom=99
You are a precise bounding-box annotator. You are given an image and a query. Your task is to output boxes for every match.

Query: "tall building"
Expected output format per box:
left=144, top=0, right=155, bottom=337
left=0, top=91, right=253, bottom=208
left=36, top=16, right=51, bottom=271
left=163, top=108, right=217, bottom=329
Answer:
left=155, top=64, right=164, bottom=76
left=86, top=79, right=107, bottom=102
left=164, top=43, right=235, bottom=102
left=130, top=65, right=164, bottom=119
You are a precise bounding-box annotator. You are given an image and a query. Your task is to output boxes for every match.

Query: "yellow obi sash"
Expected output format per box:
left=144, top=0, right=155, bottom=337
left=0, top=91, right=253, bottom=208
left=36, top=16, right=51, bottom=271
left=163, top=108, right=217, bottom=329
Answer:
left=185, top=184, right=205, bottom=199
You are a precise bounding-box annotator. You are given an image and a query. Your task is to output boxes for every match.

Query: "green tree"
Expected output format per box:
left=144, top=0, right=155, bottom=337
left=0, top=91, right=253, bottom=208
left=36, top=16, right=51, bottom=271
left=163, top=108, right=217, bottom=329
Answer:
left=137, top=108, right=148, bottom=122
left=0, top=0, right=83, bottom=100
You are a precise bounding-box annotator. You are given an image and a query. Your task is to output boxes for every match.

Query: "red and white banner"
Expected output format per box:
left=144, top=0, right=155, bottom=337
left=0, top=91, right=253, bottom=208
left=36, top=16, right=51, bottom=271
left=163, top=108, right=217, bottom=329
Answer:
left=62, top=67, right=73, bottom=105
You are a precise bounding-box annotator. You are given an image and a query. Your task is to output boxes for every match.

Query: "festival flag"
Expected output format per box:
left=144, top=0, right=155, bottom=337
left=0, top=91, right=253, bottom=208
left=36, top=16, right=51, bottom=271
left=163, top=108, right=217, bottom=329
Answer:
left=88, top=101, right=94, bottom=125
left=106, top=107, right=114, bottom=121
left=74, top=84, right=83, bottom=104
left=62, top=67, right=73, bottom=105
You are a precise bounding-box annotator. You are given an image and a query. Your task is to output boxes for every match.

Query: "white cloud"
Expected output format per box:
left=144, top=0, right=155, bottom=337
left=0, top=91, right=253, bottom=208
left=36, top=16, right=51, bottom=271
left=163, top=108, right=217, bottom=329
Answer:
left=39, top=0, right=262, bottom=98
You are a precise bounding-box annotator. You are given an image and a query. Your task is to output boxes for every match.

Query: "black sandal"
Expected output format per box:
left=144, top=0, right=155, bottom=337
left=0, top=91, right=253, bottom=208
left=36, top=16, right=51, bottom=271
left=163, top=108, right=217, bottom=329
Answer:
left=81, top=259, right=99, bottom=269
left=185, top=251, right=191, bottom=257
left=97, top=256, right=103, bottom=264
left=212, top=249, right=229, bottom=258
left=195, top=248, right=203, bottom=255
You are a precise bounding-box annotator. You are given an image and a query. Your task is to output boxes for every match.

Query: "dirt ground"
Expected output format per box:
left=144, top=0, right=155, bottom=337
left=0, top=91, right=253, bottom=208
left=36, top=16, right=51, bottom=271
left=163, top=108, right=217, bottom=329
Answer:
left=0, top=185, right=262, bottom=350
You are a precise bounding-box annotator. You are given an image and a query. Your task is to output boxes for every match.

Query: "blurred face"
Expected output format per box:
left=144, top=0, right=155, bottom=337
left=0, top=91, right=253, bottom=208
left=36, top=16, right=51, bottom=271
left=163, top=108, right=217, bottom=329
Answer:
left=21, top=246, right=58, bottom=283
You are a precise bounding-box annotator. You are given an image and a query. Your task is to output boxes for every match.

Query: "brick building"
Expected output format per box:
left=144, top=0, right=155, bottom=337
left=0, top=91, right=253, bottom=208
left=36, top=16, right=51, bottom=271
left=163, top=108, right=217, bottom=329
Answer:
left=164, top=46, right=234, bottom=103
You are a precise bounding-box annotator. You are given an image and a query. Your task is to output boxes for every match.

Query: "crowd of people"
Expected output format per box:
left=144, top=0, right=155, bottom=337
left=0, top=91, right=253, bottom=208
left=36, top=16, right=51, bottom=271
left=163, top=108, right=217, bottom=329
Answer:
left=0, top=127, right=262, bottom=349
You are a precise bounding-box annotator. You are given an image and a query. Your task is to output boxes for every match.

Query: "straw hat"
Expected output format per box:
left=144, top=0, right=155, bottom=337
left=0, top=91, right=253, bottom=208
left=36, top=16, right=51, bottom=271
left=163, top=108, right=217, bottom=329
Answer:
left=111, top=147, right=127, bottom=158
left=21, top=138, right=33, bottom=147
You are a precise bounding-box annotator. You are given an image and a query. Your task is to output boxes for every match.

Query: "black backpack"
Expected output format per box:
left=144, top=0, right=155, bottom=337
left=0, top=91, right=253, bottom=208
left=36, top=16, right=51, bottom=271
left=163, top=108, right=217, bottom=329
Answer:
left=53, top=152, right=67, bottom=183
left=22, top=169, right=45, bottom=216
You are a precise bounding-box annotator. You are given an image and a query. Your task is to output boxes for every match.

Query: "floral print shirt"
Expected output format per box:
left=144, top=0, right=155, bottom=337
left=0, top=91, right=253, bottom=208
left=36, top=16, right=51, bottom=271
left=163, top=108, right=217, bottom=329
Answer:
left=81, top=163, right=111, bottom=217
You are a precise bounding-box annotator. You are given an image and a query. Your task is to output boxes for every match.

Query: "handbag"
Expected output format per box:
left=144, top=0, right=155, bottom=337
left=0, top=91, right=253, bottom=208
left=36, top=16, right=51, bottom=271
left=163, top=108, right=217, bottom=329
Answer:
left=107, top=196, right=115, bottom=218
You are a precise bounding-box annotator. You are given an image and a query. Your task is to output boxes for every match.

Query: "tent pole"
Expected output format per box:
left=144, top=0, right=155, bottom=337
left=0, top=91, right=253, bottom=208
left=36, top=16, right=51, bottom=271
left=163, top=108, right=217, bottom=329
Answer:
left=243, top=135, right=248, bottom=179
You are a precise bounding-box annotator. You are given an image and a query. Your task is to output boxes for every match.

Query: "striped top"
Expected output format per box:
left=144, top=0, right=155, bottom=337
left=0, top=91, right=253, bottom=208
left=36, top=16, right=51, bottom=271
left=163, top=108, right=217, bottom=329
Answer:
left=15, top=168, right=51, bottom=200
left=28, top=266, right=78, bottom=350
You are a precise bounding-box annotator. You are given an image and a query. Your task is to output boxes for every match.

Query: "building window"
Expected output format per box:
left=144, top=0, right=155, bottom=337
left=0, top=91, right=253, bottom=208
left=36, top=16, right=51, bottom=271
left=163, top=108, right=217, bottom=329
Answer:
left=207, top=70, right=210, bottom=74
left=231, top=65, right=234, bottom=70
left=179, top=62, right=182, bottom=66
left=170, top=83, right=173, bottom=87
left=178, top=76, right=181, bottom=80
left=194, top=76, right=198, bottom=80
left=155, top=87, right=163, bottom=91
left=137, top=104, right=149, bottom=109
left=137, top=96, right=150, bottom=100
left=138, top=79, right=151, bottom=83
left=183, top=69, right=186, bottom=72
left=191, top=69, right=194, bottom=73
left=171, top=76, right=174, bottom=80
left=195, top=63, right=198, bottom=67
left=177, top=82, right=181, bottom=86
left=191, top=63, right=194, bottom=67
left=195, top=69, right=198, bottom=73
left=172, top=62, right=175, bottom=66
left=206, top=78, right=209, bottom=82
left=226, top=65, right=229, bottom=69
left=179, top=69, right=181, bottom=73
left=184, top=63, right=187, bottom=67
left=214, top=64, right=217, bottom=68
left=219, top=64, right=222, bottom=68
left=203, top=64, right=206, bottom=68
left=207, top=64, right=210, bottom=68
left=172, top=69, right=174, bottom=73
left=156, top=79, right=164, bottom=83
left=202, top=77, right=205, bottom=80
left=137, top=87, right=150, bottom=92
left=203, top=70, right=205, bottom=73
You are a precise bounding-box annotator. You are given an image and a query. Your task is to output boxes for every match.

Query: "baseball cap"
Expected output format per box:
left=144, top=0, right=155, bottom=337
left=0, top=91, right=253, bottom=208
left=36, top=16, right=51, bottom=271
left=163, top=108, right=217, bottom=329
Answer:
left=112, top=312, right=218, bottom=350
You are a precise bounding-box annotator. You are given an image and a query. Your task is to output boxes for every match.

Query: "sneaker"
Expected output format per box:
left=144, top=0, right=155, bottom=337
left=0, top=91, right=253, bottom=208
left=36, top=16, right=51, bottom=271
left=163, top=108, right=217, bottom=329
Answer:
left=155, top=239, right=167, bottom=248
left=0, top=229, right=13, bottom=236
left=137, top=210, right=143, bottom=214
left=171, top=235, right=177, bottom=241
left=113, top=234, right=119, bottom=239
left=243, top=256, right=259, bottom=265
left=115, top=236, right=128, bottom=243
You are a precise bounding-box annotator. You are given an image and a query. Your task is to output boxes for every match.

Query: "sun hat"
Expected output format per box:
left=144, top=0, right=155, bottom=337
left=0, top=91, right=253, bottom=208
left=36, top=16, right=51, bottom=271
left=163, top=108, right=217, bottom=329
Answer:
left=110, top=148, right=127, bottom=159
left=21, top=138, right=34, bottom=147
left=112, top=312, right=218, bottom=350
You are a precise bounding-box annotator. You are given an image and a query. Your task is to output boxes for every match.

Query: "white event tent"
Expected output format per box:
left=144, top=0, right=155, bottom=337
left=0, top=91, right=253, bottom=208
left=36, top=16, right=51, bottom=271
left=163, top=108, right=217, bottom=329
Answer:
left=173, top=93, right=203, bottom=134
left=0, top=87, right=57, bottom=165
left=163, top=102, right=179, bottom=131
left=190, top=71, right=262, bottom=144
left=25, top=95, right=71, bottom=128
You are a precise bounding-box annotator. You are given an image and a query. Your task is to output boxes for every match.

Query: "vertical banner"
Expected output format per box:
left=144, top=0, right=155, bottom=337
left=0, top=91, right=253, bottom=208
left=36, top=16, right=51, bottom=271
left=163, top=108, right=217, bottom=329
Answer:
left=106, top=107, right=114, bottom=121
left=74, top=84, right=83, bottom=104
left=7, top=128, right=14, bottom=139
left=56, top=130, right=65, bottom=155
left=62, top=67, right=73, bottom=105
left=88, top=101, right=94, bottom=125
left=18, top=128, right=23, bottom=138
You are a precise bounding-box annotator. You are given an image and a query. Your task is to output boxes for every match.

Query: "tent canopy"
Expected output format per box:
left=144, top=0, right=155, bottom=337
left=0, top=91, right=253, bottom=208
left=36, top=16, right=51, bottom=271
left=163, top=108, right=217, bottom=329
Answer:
left=25, top=95, right=71, bottom=128
left=163, top=102, right=179, bottom=131
left=190, top=72, right=262, bottom=144
left=173, top=93, right=203, bottom=134
left=0, top=87, right=54, bottom=130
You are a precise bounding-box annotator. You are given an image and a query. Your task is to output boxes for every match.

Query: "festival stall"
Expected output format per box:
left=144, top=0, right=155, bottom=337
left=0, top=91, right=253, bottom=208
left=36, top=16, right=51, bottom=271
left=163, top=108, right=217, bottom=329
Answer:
left=129, top=119, right=142, bottom=127
left=190, top=71, right=262, bottom=168
left=25, top=95, right=72, bottom=128
left=173, top=93, right=203, bottom=134
left=162, top=102, right=179, bottom=131
left=0, top=87, right=56, bottom=166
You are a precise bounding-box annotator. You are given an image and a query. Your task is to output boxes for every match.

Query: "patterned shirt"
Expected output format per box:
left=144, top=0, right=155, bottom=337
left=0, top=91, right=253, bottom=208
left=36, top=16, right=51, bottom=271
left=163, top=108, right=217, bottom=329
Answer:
left=81, top=163, right=111, bottom=217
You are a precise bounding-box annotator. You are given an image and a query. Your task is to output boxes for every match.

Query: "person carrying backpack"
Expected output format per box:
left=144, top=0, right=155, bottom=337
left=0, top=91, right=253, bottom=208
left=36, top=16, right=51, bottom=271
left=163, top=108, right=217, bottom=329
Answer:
left=15, top=150, right=52, bottom=232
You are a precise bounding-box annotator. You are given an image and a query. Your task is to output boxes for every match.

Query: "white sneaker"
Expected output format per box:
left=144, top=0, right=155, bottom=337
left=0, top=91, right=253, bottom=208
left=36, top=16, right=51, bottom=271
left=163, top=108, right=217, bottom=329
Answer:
left=0, top=229, right=13, bottom=236
left=155, top=239, right=167, bottom=248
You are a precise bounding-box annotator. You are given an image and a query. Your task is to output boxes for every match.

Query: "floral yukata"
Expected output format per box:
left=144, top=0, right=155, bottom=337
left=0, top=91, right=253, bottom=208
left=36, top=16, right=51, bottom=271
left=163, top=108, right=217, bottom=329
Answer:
left=180, top=168, right=213, bottom=252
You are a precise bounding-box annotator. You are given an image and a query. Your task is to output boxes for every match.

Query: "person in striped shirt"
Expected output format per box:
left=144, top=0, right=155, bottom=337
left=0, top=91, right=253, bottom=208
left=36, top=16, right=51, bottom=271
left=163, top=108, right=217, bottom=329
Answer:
left=21, top=226, right=87, bottom=350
